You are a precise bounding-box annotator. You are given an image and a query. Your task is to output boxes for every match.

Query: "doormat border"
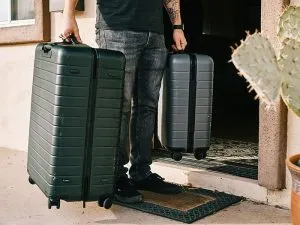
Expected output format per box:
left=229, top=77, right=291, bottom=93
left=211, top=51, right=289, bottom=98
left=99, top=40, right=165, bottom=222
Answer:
left=115, top=187, right=244, bottom=224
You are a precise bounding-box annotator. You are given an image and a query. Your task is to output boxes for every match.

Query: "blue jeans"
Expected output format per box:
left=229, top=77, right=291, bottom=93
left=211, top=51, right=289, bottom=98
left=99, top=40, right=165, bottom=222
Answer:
left=96, top=30, right=167, bottom=181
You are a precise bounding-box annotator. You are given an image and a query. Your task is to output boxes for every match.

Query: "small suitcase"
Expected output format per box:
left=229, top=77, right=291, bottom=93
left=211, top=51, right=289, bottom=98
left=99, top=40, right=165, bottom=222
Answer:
left=155, top=53, right=214, bottom=161
left=27, top=40, right=125, bottom=209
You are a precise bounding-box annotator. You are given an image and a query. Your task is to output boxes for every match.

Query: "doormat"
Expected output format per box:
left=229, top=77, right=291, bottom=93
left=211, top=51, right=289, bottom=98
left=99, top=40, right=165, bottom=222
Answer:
left=115, top=187, right=243, bottom=223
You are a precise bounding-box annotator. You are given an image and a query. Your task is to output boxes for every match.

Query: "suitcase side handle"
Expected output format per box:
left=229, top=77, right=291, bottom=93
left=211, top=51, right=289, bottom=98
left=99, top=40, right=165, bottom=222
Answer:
left=42, top=44, right=52, bottom=53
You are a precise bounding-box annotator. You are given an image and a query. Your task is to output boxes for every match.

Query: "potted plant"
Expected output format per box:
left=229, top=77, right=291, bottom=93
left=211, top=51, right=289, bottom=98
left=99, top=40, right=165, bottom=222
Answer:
left=230, top=5, right=300, bottom=225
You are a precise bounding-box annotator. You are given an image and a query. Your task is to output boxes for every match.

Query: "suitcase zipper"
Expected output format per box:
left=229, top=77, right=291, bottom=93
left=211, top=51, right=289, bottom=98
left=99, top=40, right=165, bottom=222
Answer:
left=187, top=54, right=197, bottom=152
left=81, top=50, right=99, bottom=207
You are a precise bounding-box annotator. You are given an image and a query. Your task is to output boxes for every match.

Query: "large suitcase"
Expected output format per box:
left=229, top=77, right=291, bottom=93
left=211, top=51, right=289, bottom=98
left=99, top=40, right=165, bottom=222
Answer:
left=157, top=53, right=214, bottom=161
left=27, top=41, right=125, bottom=209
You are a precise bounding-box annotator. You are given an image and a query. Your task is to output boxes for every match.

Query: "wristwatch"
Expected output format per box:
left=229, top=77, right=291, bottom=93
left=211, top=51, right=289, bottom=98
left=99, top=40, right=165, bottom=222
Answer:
left=173, top=24, right=184, bottom=31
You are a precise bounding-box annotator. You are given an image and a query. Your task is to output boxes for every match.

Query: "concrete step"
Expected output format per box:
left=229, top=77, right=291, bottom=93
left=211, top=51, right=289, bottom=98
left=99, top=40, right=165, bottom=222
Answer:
left=151, top=161, right=291, bottom=209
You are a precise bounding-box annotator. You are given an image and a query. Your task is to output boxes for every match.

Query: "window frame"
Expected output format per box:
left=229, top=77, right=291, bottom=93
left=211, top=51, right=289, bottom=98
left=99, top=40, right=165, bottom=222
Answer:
left=0, top=0, right=50, bottom=45
left=0, top=0, right=35, bottom=28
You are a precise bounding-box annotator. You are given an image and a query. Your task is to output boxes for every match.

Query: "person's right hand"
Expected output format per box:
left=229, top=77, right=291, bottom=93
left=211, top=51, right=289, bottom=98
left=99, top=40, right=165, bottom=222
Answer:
left=61, top=15, right=82, bottom=43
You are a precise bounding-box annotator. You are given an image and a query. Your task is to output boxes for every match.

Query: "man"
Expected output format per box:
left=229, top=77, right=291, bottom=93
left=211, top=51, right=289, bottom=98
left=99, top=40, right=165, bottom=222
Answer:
left=61, top=0, right=187, bottom=204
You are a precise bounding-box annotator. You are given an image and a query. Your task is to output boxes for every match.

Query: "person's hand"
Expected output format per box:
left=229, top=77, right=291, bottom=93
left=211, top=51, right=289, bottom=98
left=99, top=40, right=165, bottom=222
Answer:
left=172, top=29, right=187, bottom=51
left=60, top=14, right=82, bottom=43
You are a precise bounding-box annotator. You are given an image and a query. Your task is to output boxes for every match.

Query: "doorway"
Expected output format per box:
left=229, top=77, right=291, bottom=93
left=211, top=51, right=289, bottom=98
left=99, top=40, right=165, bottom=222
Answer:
left=161, top=0, right=261, bottom=179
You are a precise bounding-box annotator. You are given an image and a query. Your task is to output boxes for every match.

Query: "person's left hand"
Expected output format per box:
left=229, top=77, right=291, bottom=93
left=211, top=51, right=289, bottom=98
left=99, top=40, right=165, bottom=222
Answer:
left=172, top=29, right=187, bottom=51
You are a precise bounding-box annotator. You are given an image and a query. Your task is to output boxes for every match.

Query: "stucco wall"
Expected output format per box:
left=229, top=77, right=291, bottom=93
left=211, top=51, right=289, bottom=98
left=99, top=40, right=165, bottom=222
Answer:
left=0, top=0, right=97, bottom=151
left=258, top=0, right=289, bottom=190
left=0, top=44, right=35, bottom=151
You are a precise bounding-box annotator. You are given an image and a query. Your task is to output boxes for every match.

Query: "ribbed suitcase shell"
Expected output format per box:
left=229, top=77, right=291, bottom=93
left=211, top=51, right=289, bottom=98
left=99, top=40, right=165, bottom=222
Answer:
left=162, top=53, right=214, bottom=155
left=27, top=42, right=125, bottom=207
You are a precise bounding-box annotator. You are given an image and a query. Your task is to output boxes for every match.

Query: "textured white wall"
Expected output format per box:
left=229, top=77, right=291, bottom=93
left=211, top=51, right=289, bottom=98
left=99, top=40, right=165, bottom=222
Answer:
left=0, top=1, right=97, bottom=151
left=0, top=44, right=35, bottom=151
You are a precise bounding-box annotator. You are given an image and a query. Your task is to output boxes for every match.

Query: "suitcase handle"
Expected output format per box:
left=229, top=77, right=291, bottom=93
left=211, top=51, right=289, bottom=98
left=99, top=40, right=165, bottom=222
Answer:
left=176, top=50, right=186, bottom=54
left=41, top=35, right=80, bottom=54
left=62, top=34, right=80, bottom=45
left=169, top=50, right=186, bottom=54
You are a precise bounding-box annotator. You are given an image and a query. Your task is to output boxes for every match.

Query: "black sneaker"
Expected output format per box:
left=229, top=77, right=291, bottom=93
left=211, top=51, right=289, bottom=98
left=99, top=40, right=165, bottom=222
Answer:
left=115, top=177, right=143, bottom=204
left=132, top=173, right=182, bottom=194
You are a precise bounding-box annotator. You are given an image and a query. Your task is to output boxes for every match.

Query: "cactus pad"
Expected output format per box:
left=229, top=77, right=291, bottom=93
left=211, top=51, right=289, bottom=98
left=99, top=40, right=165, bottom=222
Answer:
left=279, top=39, right=300, bottom=116
left=278, top=6, right=300, bottom=42
left=231, top=33, right=281, bottom=107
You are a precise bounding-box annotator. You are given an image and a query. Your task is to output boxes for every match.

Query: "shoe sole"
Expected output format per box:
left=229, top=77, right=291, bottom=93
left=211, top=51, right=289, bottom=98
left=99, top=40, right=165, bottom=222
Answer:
left=115, top=194, right=143, bottom=204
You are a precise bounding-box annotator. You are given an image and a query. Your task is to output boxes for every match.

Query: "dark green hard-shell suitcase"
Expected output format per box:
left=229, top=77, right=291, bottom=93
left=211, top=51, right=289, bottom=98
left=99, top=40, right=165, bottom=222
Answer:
left=27, top=40, right=125, bottom=209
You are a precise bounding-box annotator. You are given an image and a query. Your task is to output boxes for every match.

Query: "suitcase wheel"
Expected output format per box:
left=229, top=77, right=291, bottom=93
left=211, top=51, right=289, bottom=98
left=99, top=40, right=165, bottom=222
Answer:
left=171, top=152, right=183, bottom=161
left=48, top=198, right=60, bottom=209
left=194, top=148, right=208, bottom=160
left=98, top=196, right=112, bottom=209
left=28, top=176, right=35, bottom=185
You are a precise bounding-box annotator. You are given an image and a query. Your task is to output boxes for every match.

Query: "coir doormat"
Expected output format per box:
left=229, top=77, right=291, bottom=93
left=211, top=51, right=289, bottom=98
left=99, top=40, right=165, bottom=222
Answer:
left=115, top=187, right=243, bottom=223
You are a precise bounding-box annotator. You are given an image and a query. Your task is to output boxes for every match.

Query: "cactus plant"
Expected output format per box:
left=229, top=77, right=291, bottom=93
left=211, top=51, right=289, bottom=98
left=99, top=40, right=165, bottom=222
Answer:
left=231, top=5, right=300, bottom=116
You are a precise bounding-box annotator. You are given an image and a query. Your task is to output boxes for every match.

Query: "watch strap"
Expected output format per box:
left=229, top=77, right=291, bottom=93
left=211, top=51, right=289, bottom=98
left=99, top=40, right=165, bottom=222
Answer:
left=173, top=24, right=184, bottom=30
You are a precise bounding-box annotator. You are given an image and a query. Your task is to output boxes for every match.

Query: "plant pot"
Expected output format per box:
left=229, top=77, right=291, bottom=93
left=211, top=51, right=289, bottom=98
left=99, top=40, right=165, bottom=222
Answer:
left=286, top=154, right=300, bottom=225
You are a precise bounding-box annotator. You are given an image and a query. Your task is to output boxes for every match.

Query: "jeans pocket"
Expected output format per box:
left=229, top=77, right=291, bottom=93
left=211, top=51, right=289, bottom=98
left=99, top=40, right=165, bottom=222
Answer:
left=103, top=30, right=125, bottom=42
left=103, top=30, right=127, bottom=49
left=95, top=29, right=106, bottom=48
